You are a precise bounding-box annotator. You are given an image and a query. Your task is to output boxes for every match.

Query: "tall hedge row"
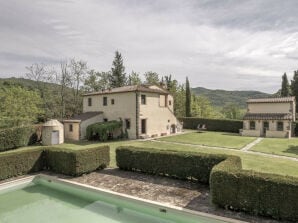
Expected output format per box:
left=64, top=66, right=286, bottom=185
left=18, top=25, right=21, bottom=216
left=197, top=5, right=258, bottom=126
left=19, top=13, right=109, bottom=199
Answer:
left=116, top=146, right=228, bottom=184
left=179, top=117, right=243, bottom=133
left=46, top=146, right=110, bottom=176
left=0, top=126, right=37, bottom=152
left=211, top=158, right=298, bottom=221
left=0, top=145, right=110, bottom=180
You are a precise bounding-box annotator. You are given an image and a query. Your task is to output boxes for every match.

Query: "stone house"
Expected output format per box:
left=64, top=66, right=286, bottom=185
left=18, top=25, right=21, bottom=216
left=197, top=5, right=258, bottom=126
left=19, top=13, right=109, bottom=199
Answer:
left=242, top=97, right=296, bottom=138
left=63, top=85, right=182, bottom=140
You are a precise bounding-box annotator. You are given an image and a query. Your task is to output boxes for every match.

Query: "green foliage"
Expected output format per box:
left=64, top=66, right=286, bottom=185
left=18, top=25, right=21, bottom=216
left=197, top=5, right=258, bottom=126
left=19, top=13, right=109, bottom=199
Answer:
left=185, top=77, right=191, bottom=117
left=46, top=146, right=110, bottom=176
left=0, top=126, right=37, bottom=151
left=110, top=51, right=126, bottom=87
left=86, top=121, right=122, bottom=141
left=0, top=148, right=45, bottom=180
left=281, top=72, right=291, bottom=97
left=144, top=71, right=160, bottom=85
left=116, top=146, right=227, bottom=184
left=83, top=70, right=111, bottom=92
left=210, top=156, right=298, bottom=221
left=0, top=86, right=43, bottom=127
left=291, top=70, right=298, bottom=111
left=221, top=103, right=244, bottom=120
left=191, top=95, right=219, bottom=118
left=180, top=117, right=243, bottom=133
left=128, top=71, right=142, bottom=85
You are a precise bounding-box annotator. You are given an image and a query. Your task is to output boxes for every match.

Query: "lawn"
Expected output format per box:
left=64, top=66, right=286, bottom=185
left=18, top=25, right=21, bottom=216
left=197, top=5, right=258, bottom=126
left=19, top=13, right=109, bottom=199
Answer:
left=251, top=137, right=298, bottom=158
left=158, top=131, right=256, bottom=149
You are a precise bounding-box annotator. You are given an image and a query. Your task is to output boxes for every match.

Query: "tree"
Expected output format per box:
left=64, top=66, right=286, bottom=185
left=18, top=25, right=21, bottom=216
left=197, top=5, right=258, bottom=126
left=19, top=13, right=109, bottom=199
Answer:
left=127, top=71, right=142, bottom=85
left=191, top=95, right=215, bottom=118
left=84, top=70, right=111, bottom=92
left=185, top=77, right=191, bottom=117
left=0, top=86, right=43, bottom=127
left=221, top=103, right=243, bottom=120
left=144, top=71, right=160, bottom=85
left=291, top=70, right=298, bottom=111
left=110, top=51, right=126, bottom=88
left=281, top=73, right=291, bottom=97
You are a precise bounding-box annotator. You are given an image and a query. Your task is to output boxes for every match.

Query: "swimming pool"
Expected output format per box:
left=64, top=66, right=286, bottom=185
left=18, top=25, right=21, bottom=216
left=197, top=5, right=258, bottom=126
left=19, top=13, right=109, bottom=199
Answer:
left=0, top=175, right=244, bottom=223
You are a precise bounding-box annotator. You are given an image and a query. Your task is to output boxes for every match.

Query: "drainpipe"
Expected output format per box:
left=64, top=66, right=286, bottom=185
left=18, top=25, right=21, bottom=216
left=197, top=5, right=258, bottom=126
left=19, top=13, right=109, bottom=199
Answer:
left=135, top=91, right=140, bottom=139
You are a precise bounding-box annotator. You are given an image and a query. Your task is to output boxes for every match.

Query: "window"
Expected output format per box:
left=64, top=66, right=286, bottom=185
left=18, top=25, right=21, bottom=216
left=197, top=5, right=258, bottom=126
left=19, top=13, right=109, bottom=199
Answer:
left=169, top=100, right=172, bottom=106
left=125, top=119, right=131, bottom=129
left=141, top=119, right=146, bottom=134
left=103, top=97, right=107, bottom=106
left=249, top=121, right=255, bottom=130
left=111, top=99, right=115, bottom=105
left=69, top=124, right=73, bottom=132
left=141, top=94, right=146, bottom=104
left=88, top=98, right=92, bottom=106
left=104, top=118, right=108, bottom=122
left=277, top=122, right=284, bottom=131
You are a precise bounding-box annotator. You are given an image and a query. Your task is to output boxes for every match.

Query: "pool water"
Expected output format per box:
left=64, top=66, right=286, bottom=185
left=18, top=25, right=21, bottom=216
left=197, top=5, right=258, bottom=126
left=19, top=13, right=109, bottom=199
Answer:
left=0, top=176, right=234, bottom=223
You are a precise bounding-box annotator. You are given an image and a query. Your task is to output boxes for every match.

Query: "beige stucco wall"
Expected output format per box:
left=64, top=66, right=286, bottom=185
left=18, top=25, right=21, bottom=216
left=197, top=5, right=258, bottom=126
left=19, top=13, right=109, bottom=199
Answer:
left=247, top=102, right=293, bottom=114
left=42, top=125, right=64, bottom=146
left=242, top=129, right=261, bottom=137
left=64, top=122, right=80, bottom=141
left=266, top=130, right=289, bottom=138
left=139, top=92, right=179, bottom=137
left=83, top=92, right=137, bottom=139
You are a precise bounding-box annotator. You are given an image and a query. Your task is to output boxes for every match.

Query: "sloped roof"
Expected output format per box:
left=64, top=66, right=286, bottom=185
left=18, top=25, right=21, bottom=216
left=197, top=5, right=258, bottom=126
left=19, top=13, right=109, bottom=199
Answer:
left=83, top=85, right=169, bottom=96
left=247, top=97, right=295, bottom=103
left=43, top=119, right=63, bottom=127
left=63, top=112, right=103, bottom=122
left=243, top=113, right=293, bottom=120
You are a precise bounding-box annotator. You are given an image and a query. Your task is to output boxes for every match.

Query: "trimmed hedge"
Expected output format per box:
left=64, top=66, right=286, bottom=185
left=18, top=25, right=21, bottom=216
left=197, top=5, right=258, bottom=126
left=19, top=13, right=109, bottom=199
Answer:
left=0, top=126, right=37, bottom=152
left=116, top=146, right=227, bottom=184
left=179, top=117, right=243, bottom=133
left=210, top=157, right=298, bottom=221
left=46, top=146, right=110, bottom=176
left=0, top=148, right=44, bottom=180
left=0, top=145, right=110, bottom=180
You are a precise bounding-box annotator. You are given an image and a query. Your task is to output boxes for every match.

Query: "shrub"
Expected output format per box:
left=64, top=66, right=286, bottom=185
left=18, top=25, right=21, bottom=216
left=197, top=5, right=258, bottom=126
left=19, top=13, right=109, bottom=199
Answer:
left=116, top=146, right=227, bottom=184
left=179, top=117, right=243, bottom=133
left=86, top=121, right=122, bottom=141
left=0, top=126, right=37, bottom=152
left=0, top=148, right=44, bottom=180
left=210, top=157, right=298, bottom=221
left=46, top=146, right=110, bottom=176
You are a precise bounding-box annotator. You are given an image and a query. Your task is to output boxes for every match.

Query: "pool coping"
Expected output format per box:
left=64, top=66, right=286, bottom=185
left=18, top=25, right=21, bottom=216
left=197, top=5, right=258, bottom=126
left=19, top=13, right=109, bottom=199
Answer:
left=0, top=174, right=247, bottom=223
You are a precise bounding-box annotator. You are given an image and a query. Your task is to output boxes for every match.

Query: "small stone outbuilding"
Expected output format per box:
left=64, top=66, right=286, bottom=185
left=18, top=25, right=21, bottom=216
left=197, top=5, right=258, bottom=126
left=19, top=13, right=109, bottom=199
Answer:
left=42, top=119, right=64, bottom=145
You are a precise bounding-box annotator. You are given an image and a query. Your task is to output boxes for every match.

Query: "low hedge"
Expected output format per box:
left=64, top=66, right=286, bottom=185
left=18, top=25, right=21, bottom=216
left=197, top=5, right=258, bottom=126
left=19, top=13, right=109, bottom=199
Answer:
left=0, top=148, right=44, bottom=180
left=179, top=117, right=243, bottom=133
left=210, top=157, right=298, bottom=221
left=0, top=126, right=37, bottom=152
left=46, top=146, right=110, bottom=176
left=116, top=146, right=227, bottom=184
left=0, top=145, right=110, bottom=180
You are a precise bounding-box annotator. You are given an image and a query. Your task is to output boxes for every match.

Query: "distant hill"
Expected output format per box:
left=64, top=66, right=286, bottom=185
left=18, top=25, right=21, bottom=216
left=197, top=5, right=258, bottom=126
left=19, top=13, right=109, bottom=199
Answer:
left=192, top=87, right=272, bottom=108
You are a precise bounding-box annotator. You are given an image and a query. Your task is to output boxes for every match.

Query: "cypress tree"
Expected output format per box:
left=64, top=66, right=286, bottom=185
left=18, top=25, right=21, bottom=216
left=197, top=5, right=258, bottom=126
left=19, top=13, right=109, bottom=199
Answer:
left=110, top=51, right=126, bottom=88
left=185, top=77, right=191, bottom=117
left=281, top=73, right=290, bottom=97
left=291, top=70, right=298, bottom=110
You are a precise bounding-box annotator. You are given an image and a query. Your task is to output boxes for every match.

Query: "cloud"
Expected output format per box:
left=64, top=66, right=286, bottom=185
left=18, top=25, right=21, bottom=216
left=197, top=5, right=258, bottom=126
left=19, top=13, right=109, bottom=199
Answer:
left=1, top=0, right=298, bottom=93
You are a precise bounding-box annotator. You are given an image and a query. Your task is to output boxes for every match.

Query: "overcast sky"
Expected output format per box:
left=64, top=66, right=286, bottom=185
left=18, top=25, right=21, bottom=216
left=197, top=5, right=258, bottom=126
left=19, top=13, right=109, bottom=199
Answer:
left=1, top=0, right=298, bottom=93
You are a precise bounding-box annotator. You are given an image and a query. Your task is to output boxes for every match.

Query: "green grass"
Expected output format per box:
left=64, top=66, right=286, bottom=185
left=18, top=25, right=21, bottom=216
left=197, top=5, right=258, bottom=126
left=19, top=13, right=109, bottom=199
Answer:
left=158, top=132, right=256, bottom=149
left=251, top=137, right=298, bottom=158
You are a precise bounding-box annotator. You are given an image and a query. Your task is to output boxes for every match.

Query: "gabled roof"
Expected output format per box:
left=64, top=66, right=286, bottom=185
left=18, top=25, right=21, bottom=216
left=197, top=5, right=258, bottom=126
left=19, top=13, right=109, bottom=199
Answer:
left=63, top=112, right=103, bottom=122
left=247, top=97, right=295, bottom=103
left=83, top=85, right=169, bottom=96
left=243, top=113, right=293, bottom=120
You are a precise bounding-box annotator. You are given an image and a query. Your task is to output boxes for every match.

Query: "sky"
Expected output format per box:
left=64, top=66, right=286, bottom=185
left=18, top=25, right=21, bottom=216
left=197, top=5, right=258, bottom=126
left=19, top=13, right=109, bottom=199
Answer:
left=1, top=0, right=298, bottom=93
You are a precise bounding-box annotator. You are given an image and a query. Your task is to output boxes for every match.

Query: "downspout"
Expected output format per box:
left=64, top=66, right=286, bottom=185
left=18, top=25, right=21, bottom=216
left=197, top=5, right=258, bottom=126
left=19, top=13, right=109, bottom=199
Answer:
left=135, top=91, right=140, bottom=139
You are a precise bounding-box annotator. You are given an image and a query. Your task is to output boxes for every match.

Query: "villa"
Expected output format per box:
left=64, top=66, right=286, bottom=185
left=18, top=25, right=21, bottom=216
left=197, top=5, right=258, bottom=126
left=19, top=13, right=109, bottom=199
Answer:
left=242, top=96, right=296, bottom=138
left=63, top=85, right=182, bottom=140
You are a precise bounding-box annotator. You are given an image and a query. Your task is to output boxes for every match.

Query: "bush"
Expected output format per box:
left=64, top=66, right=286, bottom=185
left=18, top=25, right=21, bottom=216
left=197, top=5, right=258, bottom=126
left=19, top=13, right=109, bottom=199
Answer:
left=86, top=121, right=122, bottom=141
left=116, top=146, right=227, bottom=184
left=210, top=157, right=298, bottom=221
left=0, top=148, right=44, bottom=180
left=46, top=146, right=110, bottom=176
left=0, top=126, right=37, bottom=152
left=179, top=117, right=243, bottom=133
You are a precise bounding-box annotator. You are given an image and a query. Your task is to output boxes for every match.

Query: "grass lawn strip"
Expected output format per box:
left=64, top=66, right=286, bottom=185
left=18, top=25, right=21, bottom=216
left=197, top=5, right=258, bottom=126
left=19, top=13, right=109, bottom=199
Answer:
left=158, top=132, right=256, bottom=149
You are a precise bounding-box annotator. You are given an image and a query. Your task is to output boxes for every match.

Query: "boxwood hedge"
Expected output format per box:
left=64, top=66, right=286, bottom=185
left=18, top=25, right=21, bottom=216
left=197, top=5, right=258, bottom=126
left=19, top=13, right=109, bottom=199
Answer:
left=116, top=146, right=228, bottom=184
left=0, top=126, right=37, bottom=152
left=0, top=145, right=110, bottom=180
left=46, top=146, right=110, bottom=176
left=179, top=117, right=243, bottom=133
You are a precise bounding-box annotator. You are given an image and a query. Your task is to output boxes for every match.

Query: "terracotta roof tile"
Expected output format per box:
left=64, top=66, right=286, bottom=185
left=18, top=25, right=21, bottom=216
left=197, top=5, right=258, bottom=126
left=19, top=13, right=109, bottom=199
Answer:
left=243, top=113, right=293, bottom=120
left=247, top=97, right=295, bottom=103
left=63, top=112, right=103, bottom=122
